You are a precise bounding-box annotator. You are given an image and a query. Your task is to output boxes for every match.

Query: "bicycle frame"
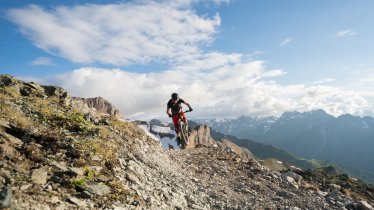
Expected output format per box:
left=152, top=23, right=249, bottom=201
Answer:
left=172, top=110, right=191, bottom=148
left=172, top=110, right=191, bottom=123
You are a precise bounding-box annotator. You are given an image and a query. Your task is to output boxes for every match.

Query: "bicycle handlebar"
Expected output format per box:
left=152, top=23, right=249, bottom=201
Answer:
left=170, top=110, right=192, bottom=117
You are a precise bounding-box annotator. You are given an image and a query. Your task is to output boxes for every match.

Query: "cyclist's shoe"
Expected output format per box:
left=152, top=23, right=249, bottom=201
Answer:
left=176, top=137, right=181, bottom=146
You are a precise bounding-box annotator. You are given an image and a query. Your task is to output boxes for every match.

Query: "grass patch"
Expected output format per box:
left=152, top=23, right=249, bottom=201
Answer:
left=51, top=112, right=92, bottom=133
left=71, top=178, right=86, bottom=187
left=0, top=100, right=33, bottom=129
left=75, top=138, right=118, bottom=163
left=71, top=167, right=99, bottom=187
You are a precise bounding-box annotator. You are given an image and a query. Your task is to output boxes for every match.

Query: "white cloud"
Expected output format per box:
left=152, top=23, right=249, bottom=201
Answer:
left=361, top=75, right=374, bottom=83
left=157, top=0, right=230, bottom=7
left=280, top=38, right=292, bottom=46
left=336, top=29, right=357, bottom=37
left=7, top=2, right=372, bottom=119
left=30, top=57, right=55, bottom=66
left=6, top=2, right=220, bottom=66
left=40, top=56, right=372, bottom=119
left=312, top=78, right=335, bottom=84
left=211, top=0, right=230, bottom=5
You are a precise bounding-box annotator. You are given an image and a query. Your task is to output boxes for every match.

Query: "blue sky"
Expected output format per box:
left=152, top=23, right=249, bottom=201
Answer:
left=1, top=0, right=374, bottom=119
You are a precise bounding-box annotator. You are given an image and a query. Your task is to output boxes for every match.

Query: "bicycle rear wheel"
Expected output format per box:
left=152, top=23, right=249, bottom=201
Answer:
left=179, top=121, right=188, bottom=148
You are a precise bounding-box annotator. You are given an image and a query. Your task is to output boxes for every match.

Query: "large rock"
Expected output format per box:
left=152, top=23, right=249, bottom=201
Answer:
left=282, top=171, right=303, bottom=184
left=68, top=197, right=87, bottom=208
left=31, top=167, right=48, bottom=184
left=186, top=124, right=216, bottom=148
left=358, top=200, right=374, bottom=210
left=220, top=139, right=253, bottom=161
left=85, top=182, right=111, bottom=196
left=0, top=74, right=17, bottom=86
left=72, top=96, right=122, bottom=118
left=0, top=186, right=12, bottom=208
left=41, top=86, right=68, bottom=98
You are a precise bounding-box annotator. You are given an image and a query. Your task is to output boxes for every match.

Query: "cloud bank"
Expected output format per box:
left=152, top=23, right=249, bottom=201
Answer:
left=6, top=2, right=220, bottom=65
left=43, top=58, right=372, bottom=119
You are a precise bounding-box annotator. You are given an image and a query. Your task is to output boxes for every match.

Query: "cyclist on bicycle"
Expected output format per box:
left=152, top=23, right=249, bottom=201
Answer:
left=166, top=93, right=193, bottom=145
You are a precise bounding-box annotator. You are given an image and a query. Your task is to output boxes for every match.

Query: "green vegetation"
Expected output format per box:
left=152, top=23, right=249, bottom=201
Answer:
left=71, top=178, right=86, bottom=187
left=51, top=112, right=92, bottom=133
left=71, top=167, right=98, bottom=187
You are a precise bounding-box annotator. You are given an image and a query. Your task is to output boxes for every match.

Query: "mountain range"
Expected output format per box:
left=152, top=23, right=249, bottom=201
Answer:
left=195, top=110, right=374, bottom=183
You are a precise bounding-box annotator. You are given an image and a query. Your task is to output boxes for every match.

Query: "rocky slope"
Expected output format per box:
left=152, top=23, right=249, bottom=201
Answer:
left=0, top=74, right=373, bottom=210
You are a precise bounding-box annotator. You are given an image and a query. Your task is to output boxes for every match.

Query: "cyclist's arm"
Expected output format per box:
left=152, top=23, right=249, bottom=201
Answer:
left=166, top=107, right=172, bottom=116
left=183, top=101, right=192, bottom=110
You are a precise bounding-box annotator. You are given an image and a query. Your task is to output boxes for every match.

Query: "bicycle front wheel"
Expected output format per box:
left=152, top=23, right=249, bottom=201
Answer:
left=179, top=121, right=188, bottom=148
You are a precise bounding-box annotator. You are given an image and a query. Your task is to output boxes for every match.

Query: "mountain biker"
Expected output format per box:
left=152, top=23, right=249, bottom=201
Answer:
left=166, top=93, right=193, bottom=146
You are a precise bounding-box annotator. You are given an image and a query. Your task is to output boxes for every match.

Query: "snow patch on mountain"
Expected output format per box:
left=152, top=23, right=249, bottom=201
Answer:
left=138, top=124, right=159, bottom=141
left=138, top=124, right=180, bottom=150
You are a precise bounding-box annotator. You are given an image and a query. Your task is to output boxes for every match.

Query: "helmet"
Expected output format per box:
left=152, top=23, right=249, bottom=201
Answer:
left=171, top=93, right=179, bottom=100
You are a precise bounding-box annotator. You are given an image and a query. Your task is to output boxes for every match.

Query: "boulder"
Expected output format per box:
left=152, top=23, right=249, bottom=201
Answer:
left=187, top=124, right=216, bottom=148
left=85, top=182, right=111, bottom=196
left=25, top=142, right=45, bottom=162
left=31, top=167, right=48, bottom=184
left=0, top=75, right=17, bottom=86
left=0, top=186, right=12, bottom=208
left=282, top=171, right=303, bottom=184
left=1, top=132, right=23, bottom=146
left=42, top=86, right=69, bottom=98
left=69, top=167, right=84, bottom=176
left=220, top=139, right=254, bottom=162
left=68, top=197, right=87, bottom=208
left=358, top=200, right=374, bottom=210
left=49, top=161, right=68, bottom=172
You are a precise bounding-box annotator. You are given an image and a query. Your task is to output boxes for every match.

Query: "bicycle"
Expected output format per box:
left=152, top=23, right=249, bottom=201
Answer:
left=171, top=110, right=192, bottom=149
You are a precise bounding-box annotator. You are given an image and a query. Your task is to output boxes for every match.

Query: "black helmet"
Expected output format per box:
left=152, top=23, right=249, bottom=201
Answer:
left=171, top=93, right=179, bottom=100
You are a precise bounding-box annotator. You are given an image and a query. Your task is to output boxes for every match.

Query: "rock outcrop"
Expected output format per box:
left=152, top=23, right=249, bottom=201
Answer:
left=186, top=124, right=216, bottom=148
left=72, top=96, right=122, bottom=119
left=220, top=138, right=254, bottom=162
left=0, top=74, right=68, bottom=100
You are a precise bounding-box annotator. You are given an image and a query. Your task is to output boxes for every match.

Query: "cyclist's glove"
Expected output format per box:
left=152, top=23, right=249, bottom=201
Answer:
left=168, top=114, right=172, bottom=118
left=189, top=107, right=193, bottom=111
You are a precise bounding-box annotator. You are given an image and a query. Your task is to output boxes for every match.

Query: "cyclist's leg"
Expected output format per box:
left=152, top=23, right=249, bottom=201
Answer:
left=172, top=115, right=181, bottom=145
left=172, top=115, right=179, bottom=133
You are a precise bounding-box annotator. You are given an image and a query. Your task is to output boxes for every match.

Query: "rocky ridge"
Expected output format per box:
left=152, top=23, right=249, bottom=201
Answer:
left=73, top=96, right=122, bottom=119
left=0, top=74, right=373, bottom=209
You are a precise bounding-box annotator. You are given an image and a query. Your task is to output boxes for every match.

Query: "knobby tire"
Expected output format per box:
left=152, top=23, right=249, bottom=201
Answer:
left=179, top=121, right=188, bottom=149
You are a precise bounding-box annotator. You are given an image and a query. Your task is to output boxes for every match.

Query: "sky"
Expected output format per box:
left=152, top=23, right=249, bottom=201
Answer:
left=1, top=0, right=374, bottom=119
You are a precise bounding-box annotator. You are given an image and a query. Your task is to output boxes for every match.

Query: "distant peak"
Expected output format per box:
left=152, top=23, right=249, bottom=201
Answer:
left=281, top=109, right=330, bottom=118
left=311, top=109, right=327, bottom=114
